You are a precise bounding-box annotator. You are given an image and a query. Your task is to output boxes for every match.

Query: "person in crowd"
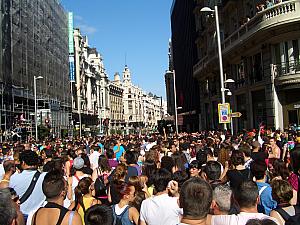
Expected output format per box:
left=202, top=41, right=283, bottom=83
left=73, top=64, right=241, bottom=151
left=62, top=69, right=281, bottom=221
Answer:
left=30, top=170, right=82, bottom=225
left=84, top=204, right=113, bottom=225
left=202, top=161, right=223, bottom=189
left=245, top=218, right=277, bottom=225
left=9, top=150, right=46, bottom=218
left=178, top=177, right=212, bottom=225
left=251, top=141, right=268, bottom=163
left=124, top=151, right=139, bottom=181
left=128, top=176, right=148, bottom=210
left=65, top=149, right=76, bottom=177
left=209, top=181, right=279, bottom=225
left=139, top=168, right=181, bottom=225
left=225, top=150, right=252, bottom=189
left=141, top=160, right=157, bottom=196
left=0, top=160, right=16, bottom=189
left=270, top=159, right=289, bottom=181
left=70, top=177, right=101, bottom=225
left=89, top=146, right=101, bottom=170
left=91, top=155, right=112, bottom=185
left=268, top=137, right=281, bottom=162
left=270, top=179, right=300, bottom=225
left=113, top=140, right=125, bottom=162
left=67, top=157, right=90, bottom=201
left=160, top=156, right=175, bottom=173
left=212, top=185, right=232, bottom=215
left=0, top=188, right=19, bottom=225
left=108, top=164, right=127, bottom=204
left=250, top=160, right=277, bottom=215
left=112, top=182, right=139, bottom=225
left=106, top=148, right=118, bottom=169
left=188, top=160, right=201, bottom=177
left=240, top=144, right=253, bottom=169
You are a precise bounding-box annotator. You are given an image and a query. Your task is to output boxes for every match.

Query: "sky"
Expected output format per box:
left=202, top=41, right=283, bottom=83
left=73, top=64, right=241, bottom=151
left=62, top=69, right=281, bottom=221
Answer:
left=60, top=0, right=174, bottom=99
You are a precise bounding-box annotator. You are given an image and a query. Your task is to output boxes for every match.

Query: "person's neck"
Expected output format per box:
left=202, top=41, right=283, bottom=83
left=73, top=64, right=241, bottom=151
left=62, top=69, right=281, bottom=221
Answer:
left=118, top=199, right=129, bottom=208
left=256, top=175, right=266, bottom=183
left=23, top=165, right=37, bottom=171
left=47, top=197, right=64, bottom=206
left=181, top=217, right=207, bottom=225
left=240, top=206, right=258, bottom=213
left=3, top=172, right=13, bottom=180
left=155, top=190, right=168, bottom=196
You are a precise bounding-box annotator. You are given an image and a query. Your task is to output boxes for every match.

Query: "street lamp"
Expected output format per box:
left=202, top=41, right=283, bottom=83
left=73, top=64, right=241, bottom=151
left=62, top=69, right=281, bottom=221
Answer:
left=200, top=5, right=226, bottom=130
left=172, top=70, right=179, bottom=134
left=34, top=75, right=43, bottom=141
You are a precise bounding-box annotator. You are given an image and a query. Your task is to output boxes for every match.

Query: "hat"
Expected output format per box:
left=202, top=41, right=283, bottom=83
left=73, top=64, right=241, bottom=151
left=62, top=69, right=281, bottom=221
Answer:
left=73, top=157, right=84, bottom=170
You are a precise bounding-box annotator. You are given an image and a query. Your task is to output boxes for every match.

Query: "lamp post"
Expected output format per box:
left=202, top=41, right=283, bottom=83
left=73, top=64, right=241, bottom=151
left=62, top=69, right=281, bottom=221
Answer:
left=34, top=75, right=43, bottom=141
left=200, top=5, right=226, bottom=130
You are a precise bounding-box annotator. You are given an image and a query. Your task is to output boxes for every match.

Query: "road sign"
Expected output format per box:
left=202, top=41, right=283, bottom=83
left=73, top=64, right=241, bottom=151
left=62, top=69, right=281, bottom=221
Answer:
left=229, top=112, right=242, bottom=118
left=218, top=103, right=230, bottom=123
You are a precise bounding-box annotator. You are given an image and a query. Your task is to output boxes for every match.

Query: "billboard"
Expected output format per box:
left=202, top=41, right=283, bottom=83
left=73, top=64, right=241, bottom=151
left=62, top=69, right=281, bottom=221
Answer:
left=68, top=12, right=74, bottom=54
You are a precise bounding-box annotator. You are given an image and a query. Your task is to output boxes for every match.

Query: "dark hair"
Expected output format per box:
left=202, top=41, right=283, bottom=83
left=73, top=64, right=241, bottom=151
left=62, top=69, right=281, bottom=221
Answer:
left=179, top=177, right=212, bottom=219
left=3, top=160, right=15, bottom=173
left=246, top=219, right=277, bottom=225
left=19, top=150, right=39, bottom=166
left=74, top=177, right=93, bottom=212
left=106, top=149, right=114, bottom=159
left=171, top=152, right=187, bottom=172
left=117, top=183, right=134, bottom=199
left=0, top=189, right=17, bottom=225
left=42, top=170, right=66, bottom=199
left=203, top=161, right=221, bottom=181
left=81, top=153, right=91, bottom=168
left=189, top=160, right=201, bottom=170
left=271, top=159, right=289, bottom=180
left=250, top=160, right=267, bottom=180
left=85, top=204, right=113, bottom=225
left=98, top=155, right=111, bottom=172
left=142, top=160, right=157, bottom=186
left=161, top=156, right=175, bottom=173
left=233, top=181, right=258, bottom=208
left=240, top=145, right=251, bottom=157
left=290, top=146, right=300, bottom=175
left=196, top=150, right=207, bottom=166
left=125, top=151, right=137, bottom=165
left=271, top=179, right=293, bottom=204
left=112, top=164, right=127, bottom=182
left=172, top=171, right=189, bottom=189
left=152, top=168, right=172, bottom=192
left=231, top=150, right=245, bottom=166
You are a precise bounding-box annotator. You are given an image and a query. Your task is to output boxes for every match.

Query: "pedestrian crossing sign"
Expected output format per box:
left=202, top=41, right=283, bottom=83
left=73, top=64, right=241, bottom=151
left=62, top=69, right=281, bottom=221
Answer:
left=218, top=103, right=230, bottom=123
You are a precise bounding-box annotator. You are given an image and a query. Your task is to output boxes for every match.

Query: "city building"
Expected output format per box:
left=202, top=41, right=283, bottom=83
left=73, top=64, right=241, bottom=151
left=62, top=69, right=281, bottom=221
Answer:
left=72, top=28, right=110, bottom=134
left=170, top=0, right=200, bottom=132
left=109, top=73, right=124, bottom=133
left=193, top=0, right=300, bottom=130
left=0, top=0, right=71, bottom=138
left=122, top=65, right=144, bottom=134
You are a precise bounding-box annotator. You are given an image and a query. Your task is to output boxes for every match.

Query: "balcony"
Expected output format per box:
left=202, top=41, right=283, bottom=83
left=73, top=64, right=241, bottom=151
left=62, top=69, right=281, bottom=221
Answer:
left=193, top=0, right=300, bottom=77
left=273, top=61, right=300, bottom=87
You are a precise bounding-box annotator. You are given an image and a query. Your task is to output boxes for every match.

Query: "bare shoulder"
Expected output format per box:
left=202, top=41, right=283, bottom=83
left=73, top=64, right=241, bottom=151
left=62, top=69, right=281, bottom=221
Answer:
left=63, top=211, right=82, bottom=225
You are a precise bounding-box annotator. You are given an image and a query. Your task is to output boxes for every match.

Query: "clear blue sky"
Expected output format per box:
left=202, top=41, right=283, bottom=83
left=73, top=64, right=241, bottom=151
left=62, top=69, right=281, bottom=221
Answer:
left=60, top=0, right=173, bottom=99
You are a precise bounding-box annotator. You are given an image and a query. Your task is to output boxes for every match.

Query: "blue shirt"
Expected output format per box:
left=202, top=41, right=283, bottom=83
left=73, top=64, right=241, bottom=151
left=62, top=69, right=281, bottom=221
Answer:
left=113, top=145, right=125, bottom=161
left=256, top=182, right=277, bottom=215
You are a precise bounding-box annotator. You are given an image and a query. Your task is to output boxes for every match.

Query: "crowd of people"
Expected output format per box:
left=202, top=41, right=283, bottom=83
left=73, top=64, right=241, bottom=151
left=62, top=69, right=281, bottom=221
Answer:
left=0, top=127, right=300, bottom=225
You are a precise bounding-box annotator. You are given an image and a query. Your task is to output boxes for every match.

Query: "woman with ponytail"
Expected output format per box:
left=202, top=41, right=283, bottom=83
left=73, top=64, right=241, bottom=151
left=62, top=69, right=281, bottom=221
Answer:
left=69, top=177, right=101, bottom=225
left=108, top=164, right=128, bottom=204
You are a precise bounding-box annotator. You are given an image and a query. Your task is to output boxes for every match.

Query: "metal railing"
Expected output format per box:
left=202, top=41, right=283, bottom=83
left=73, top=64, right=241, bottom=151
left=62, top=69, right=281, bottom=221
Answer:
left=273, top=60, right=300, bottom=78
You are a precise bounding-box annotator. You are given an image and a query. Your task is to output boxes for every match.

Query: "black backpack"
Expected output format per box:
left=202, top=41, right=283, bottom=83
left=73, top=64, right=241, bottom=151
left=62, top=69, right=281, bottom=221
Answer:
left=275, top=205, right=300, bottom=225
left=112, top=205, right=130, bottom=225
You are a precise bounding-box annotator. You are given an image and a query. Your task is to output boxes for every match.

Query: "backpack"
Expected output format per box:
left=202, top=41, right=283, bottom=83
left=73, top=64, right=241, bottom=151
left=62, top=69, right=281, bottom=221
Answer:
left=275, top=205, right=300, bottom=225
left=112, top=205, right=130, bottom=225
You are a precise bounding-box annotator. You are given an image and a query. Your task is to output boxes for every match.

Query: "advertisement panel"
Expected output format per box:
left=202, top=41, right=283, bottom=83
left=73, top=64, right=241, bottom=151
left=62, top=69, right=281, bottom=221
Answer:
left=218, top=103, right=231, bottom=123
left=69, top=55, right=75, bottom=82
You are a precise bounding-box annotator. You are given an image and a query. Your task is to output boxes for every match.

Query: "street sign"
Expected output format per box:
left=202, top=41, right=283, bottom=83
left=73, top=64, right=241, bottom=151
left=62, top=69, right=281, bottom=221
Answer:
left=218, top=103, right=231, bottom=123
left=229, top=112, right=242, bottom=118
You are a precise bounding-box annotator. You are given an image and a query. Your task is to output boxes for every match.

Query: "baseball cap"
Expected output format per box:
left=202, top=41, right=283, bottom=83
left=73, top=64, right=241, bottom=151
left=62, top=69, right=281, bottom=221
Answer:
left=73, top=157, right=84, bottom=170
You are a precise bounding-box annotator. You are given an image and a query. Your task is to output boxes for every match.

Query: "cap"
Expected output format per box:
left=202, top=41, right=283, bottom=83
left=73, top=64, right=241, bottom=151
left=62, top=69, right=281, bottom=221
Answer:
left=73, top=157, right=84, bottom=170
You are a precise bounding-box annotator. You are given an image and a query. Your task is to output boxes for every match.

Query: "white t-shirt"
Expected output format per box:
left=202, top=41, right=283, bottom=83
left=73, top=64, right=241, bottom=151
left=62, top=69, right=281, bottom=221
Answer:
left=211, top=212, right=279, bottom=225
left=0, top=164, right=4, bottom=179
left=89, top=151, right=101, bottom=170
left=140, top=193, right=182, bottom=225
left=9, top=170, right=47, bottom=215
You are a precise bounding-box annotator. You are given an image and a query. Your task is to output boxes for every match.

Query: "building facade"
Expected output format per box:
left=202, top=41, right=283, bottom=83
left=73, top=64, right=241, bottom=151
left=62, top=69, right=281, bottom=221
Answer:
left=109, top=73, right=124, bottom=133
left=72, top=28, right=109, bottom=134
left=170, top=0, right=200, bottom=132
left=193, top=0, right=300, bottom=131
left=0, top=0, right=71, bottom=138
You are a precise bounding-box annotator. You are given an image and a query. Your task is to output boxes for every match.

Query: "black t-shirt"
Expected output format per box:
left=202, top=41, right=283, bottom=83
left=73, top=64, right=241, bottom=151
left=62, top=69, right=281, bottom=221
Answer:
left=251, top=151, right=268, bottom=162
left=227, top=168, right=252, bottom=189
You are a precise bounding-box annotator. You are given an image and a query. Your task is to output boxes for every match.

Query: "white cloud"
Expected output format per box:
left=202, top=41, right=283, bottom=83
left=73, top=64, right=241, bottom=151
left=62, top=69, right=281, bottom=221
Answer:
left=73, top=15, right=97, bottom=35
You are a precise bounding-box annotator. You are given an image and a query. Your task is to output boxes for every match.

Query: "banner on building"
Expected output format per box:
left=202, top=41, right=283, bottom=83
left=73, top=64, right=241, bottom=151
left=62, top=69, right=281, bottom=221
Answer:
left=218, top=103, right=230, bottom=123
left=68, top=12, right=74, bottom=54
left=69, top=55, right=75, bottom=82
